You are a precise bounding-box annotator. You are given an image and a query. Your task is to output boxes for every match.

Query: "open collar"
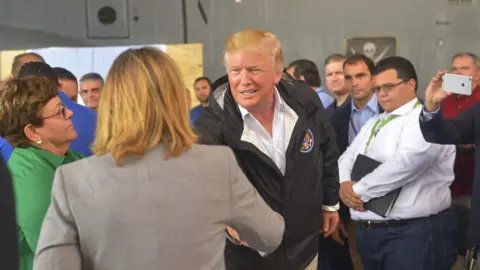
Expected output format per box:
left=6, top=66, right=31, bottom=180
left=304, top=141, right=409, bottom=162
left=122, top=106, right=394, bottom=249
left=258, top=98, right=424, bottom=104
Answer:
left=351, top=94, right=378, bottom=114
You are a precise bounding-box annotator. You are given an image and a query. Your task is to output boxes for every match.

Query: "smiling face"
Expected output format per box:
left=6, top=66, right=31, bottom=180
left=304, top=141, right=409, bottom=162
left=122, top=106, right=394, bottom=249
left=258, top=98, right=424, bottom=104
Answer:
left=226, top=51, right=282, bottom=112
left=80, top=79, right=103, bottom=110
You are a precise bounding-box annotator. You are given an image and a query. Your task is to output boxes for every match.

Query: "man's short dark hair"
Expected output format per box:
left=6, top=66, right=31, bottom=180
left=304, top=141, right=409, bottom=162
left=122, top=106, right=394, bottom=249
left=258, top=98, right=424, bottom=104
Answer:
left=53, top=67, right=77, bottom=82
left=286, top=59, right=321, bottom=87
left=80, top=72, right=104, bottom=84
left=194, top=76, right=212, bottom=87
left=17, top=62, right=59, bottom=88
left=11, top=52, right=45, bottom=77
left=343, top=54, right=375, bottom=76
left=324, top=54, right=347, bottom=66
left=373, top=56, right=418, bottom=92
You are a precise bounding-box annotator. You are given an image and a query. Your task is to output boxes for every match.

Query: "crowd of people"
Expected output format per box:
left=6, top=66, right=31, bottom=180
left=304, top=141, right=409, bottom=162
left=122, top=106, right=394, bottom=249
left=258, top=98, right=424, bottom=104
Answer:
left=0, top=28, right=479, bottom=270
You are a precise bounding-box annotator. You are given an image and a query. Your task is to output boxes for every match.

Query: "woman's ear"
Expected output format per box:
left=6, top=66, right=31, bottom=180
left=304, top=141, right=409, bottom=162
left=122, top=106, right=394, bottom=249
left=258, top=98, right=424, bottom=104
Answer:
left=23, top=124, right=41, bottom=145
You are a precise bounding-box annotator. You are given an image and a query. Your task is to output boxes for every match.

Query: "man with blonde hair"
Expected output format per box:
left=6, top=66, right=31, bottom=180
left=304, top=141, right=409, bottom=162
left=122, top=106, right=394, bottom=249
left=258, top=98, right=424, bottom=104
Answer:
left=196, top=29, right=340, bottom=270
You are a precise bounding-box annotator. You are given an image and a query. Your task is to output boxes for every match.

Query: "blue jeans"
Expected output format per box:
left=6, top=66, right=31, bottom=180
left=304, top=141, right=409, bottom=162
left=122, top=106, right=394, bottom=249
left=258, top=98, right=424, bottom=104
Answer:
left=355, top=209, right=458, bottom=270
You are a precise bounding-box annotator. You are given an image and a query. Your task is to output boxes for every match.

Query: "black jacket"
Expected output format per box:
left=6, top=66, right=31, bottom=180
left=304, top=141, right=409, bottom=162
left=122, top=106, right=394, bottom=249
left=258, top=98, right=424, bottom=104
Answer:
left=325, top=96, right=350, bottom=117
left=195, top=73, right=340, bottom=269
left=419, top=103, right=480, bottom=248
left=0, top=157, right=18, bottom=270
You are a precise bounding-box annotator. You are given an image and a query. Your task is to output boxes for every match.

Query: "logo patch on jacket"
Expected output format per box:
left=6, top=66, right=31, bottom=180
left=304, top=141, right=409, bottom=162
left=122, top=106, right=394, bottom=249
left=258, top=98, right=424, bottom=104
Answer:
left=300, top=129, right=314, bottom=153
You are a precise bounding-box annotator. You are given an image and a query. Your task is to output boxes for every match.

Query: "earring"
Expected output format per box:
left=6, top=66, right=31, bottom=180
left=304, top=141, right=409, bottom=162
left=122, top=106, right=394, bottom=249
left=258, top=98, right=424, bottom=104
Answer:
left=36, top=140, right=42, bottom=146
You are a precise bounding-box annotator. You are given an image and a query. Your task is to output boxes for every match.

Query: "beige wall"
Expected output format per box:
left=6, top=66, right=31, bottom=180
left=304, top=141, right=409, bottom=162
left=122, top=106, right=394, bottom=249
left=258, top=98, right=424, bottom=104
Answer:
left=0, top=50, right=26, bottom=79
left=165, top=43, right=203, bottom=108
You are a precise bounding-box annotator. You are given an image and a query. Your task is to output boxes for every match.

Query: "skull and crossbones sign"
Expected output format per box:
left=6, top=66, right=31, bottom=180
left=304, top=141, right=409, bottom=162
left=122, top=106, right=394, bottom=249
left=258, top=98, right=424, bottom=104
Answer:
left=349, top=40, right=391, bottom=64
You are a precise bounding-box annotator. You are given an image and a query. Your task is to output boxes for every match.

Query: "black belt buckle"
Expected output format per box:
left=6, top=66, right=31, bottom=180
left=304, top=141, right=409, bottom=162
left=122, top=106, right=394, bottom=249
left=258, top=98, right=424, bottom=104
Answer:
left=358, top=220, right=375, bottom=230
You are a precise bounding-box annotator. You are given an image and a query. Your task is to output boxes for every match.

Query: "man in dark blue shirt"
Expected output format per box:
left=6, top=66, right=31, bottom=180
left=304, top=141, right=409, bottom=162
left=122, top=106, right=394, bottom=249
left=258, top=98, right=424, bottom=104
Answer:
left=190, top=76, right=212, bottom=124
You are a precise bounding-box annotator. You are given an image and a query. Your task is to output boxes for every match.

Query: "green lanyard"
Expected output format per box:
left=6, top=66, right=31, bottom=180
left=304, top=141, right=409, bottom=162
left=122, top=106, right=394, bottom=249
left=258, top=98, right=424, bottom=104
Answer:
left=364, top=100, right=421, bottom=153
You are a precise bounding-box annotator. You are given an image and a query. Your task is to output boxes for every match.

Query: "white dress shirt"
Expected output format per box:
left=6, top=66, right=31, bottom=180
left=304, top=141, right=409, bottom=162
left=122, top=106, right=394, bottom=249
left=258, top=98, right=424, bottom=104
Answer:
left=338, top=98, right=456, bottom=221
left=238, top=88, right=339, bottom=212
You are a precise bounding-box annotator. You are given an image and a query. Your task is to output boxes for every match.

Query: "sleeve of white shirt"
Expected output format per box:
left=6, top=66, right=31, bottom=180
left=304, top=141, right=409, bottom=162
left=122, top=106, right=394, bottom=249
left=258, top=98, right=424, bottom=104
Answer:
left=352, top=119, right=445, bottom=202
left=338, top=118, right=376, bottom=184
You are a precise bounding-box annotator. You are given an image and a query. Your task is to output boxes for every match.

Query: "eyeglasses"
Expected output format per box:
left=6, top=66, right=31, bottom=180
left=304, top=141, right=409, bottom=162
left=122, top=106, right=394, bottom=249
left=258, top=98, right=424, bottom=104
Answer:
left=42, top=104, right=68, bottom=119
left=373, top=81, right=406, bottom=93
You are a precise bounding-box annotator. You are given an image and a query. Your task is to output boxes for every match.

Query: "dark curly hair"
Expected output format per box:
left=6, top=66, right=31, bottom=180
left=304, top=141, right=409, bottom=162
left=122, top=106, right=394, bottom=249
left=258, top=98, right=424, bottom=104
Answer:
left=0, top=77, right=58, bottom=148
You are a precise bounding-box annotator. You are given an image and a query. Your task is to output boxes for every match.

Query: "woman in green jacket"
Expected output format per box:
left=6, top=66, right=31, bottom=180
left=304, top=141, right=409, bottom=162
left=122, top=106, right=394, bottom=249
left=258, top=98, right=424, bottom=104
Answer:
left=0, top=77, right=83, bottom=270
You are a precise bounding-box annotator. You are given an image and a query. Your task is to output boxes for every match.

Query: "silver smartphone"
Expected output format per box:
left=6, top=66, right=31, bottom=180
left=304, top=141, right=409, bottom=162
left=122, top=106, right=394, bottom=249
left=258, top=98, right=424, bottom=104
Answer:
left=442, top=73, right=473, bottom=96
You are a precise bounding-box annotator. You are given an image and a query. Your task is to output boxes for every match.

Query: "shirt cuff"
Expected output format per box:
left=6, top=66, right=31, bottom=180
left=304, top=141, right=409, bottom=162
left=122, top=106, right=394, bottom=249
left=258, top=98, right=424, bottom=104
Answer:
left=339, top=169, right=351, bottom=183
left=322, top=203, right=340, bottom=212
left=352, top=182, right=372, bottom=202
left=421, top=107, right=440, bottom=122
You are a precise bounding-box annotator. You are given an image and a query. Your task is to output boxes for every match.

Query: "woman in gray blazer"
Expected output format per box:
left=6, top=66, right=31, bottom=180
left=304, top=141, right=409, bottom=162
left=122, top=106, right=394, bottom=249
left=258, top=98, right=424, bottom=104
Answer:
left=34, top=47, right=285, bottom=270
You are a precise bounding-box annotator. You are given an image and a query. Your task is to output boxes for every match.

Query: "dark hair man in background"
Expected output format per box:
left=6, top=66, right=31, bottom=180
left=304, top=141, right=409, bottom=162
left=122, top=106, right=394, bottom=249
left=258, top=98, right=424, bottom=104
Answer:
left=287, top=59, right=334, bottom=108
left=53, top=67, right=78, bottom=102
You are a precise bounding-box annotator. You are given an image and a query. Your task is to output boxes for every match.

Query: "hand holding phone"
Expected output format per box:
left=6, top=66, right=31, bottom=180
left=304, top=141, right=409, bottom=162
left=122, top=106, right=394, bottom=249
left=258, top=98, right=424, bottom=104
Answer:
left=442, top=73, right=473, bottom=96
left=424, top=70, right=450, bottom=112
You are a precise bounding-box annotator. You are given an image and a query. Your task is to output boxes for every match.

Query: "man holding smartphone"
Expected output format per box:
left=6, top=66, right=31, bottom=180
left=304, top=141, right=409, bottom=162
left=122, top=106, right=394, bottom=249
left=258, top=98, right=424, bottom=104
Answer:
left=420, top=69, right=480, bottom=269
left=441, top=53, right=480, bottom=260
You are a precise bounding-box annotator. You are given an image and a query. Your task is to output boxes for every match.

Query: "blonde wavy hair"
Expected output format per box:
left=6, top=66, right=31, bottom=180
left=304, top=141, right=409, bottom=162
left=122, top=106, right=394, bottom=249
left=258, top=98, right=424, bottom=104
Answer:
left=92, top=47, right=197, bottom=166
left=222, top=29, right=285, bottom=73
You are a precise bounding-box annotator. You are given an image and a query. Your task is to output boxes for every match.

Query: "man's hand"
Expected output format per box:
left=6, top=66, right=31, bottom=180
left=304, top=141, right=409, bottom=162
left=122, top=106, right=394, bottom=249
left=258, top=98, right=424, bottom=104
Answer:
left=340, top=181, right=365, bottom=212
left=340, top=181, right=364, bottom=211
left=330, top=219, right=348, bottom=245
left=424, top=70, right=451, bottom=112
left=226, top=226, right=249, bottom=247
left=322, top=210, right=339, bottom=237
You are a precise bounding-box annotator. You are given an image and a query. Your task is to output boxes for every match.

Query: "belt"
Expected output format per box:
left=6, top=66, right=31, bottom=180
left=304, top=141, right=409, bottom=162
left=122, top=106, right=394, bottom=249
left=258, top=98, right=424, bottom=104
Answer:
left=354, top=208, right=453, bottom=230
left=354, top=219, right=408, bottom=229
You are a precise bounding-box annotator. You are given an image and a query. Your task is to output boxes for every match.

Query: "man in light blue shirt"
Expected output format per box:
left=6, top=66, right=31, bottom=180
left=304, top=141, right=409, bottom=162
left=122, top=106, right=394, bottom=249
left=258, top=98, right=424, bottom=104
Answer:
left=286, top=59, right=334, bottom=108
left=349, top=94, right=379, bottom=143
left=322, top=54, right=380, bottom=270
left=344, top=55, right=381, bottom=144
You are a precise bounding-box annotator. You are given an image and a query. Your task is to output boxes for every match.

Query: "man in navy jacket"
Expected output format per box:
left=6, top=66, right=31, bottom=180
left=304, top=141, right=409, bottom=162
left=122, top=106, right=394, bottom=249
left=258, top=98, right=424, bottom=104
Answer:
left=419, top=70, right=480, bottom=266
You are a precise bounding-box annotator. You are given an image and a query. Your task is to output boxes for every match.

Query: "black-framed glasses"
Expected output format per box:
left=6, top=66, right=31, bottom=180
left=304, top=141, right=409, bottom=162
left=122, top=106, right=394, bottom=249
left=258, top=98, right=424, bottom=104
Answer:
left=42, top=104, right=68, bottom=119
left=373, top=80, right=406, bottom=93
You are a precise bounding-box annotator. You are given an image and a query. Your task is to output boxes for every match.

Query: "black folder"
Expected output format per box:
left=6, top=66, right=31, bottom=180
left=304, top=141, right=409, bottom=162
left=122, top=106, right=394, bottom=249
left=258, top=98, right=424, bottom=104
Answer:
left=351, top=154, right=401, bottom=217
